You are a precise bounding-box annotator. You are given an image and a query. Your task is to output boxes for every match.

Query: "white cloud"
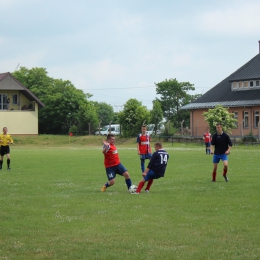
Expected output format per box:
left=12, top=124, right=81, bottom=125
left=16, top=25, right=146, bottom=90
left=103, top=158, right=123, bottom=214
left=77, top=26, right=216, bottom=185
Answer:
left=198, top=3, right=260, bottom=36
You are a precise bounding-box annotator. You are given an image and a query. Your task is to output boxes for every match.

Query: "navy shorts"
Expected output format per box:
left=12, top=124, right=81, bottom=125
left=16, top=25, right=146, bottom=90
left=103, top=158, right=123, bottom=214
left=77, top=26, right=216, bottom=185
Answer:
left=105, top=163, right=127, bottom=180
left=213, top=154, right=228, bottom=163
left=143, top=169, right=162, bottom=181
left=140, top=153, right=152, bottom=160
left=205, top=142, right=211, bottom=148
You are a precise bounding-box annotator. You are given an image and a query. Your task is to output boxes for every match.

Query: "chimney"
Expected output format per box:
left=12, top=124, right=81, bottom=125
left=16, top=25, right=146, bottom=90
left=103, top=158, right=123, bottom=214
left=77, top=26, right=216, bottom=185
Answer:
left=259, top=40, right=260, bottom=53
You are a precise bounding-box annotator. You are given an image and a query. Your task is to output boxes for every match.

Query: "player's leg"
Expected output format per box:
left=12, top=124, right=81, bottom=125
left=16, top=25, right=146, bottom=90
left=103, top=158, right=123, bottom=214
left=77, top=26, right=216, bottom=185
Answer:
left=0, top=153, right=3, bottom=170
left=145, top=179, right=153, bottom=192
left=212, top=155, right=220, bottom=181
left=7, top=153, right=11, bottom=170
left=116, top=163, right=132, bottom=190
left=101, top=167, right=116, bottom=191
left=222, top=158, right=229, bottom=182
left=140, top=158, right=145, bottom=172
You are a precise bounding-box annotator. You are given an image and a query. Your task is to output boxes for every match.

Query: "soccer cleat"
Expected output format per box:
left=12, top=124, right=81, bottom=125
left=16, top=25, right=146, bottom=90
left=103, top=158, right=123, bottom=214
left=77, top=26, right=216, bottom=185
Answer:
left=101, top=185, right=107, bottom=192
left=224, top=176, right=229, bottom=182
left=211, top=180, right=216, bottom=182
left=7, top=167, right=11, bottom=170
left=145, top=190, right=149, bottom=193
left=131, top=192, right=140, bottom=194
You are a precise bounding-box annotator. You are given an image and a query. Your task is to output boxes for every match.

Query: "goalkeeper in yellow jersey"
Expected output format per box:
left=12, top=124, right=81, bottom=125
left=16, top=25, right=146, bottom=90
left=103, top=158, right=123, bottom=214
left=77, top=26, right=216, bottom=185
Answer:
left=0, top=127, right=14, bottom=170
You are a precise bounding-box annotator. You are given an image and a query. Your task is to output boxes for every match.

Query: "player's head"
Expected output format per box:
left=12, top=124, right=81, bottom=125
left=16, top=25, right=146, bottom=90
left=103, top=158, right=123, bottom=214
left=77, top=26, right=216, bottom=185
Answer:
left=215, top=123, right=223, bottom=134
left=141, top=125, right=147, bottom=134
left=107, top=134, right=115, bottom=143
left=154, top=142, right=162, bottom=151
left=3, top=127, right=7, bottom=133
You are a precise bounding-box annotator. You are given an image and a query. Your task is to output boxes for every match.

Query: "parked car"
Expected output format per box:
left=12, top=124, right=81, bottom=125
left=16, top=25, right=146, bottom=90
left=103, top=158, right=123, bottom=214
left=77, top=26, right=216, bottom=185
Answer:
left=95, top=124, right=120, bottom=135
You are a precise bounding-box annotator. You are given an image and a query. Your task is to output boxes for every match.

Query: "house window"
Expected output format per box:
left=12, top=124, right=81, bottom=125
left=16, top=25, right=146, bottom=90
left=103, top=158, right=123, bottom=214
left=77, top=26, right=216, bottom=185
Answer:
left=243, top=111, right=249, bottom=128
left=239, top=82, right=243, bottom=88
left=254, top=111, right=259, bottom=128
left=232, top=82, right=238, bottom=89
left=250, top=81, right=254, bottom=87
left=256, top=80, right=260, bottom=87
left=244, top=82, right=248, bottom=88
left=233, top=111, right=238, bottom=128
left=12, top=94, right=18, bottom=105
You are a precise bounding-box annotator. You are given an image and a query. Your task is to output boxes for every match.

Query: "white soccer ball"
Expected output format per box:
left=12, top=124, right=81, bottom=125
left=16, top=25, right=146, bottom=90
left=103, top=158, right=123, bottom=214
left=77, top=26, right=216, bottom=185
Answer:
left=129, top=185, right=137, bottom=193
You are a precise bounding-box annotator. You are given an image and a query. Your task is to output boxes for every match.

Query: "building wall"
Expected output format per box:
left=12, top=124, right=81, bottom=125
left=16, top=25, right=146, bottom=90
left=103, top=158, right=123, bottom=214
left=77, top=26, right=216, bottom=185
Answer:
left=190, top=106, right=260, bottom=137
left=0, top=103, right=39, bottom=135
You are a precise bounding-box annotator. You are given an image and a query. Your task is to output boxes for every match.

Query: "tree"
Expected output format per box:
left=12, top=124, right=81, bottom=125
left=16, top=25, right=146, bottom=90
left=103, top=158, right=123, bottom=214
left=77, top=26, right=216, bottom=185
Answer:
left=118, top=99, right=150, bottom=137
left=93, top=102, right=115, bottom=126
left=13, top=67, right=98, bottom=134
left=150, top=99, right=163, bottom=135
left=155, top=78, right=195, bottom=127
left=203, top=105, right=237, bottom=134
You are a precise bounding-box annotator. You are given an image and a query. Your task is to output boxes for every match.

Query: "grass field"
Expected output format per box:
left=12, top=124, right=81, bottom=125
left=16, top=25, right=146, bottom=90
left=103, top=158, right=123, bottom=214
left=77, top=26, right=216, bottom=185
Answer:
left=0, top=136, right=260, bottom=259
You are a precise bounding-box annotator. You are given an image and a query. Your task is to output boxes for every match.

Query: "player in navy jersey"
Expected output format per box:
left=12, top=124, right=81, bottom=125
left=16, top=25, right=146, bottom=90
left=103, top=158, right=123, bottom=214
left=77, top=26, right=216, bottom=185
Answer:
left=211, top=123, right=232, bottom=182
left=133, top=142, right=169, bottom=194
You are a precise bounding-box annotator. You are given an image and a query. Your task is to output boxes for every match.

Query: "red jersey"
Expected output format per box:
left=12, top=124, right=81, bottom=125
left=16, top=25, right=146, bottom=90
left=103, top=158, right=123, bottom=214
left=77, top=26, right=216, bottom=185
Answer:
left=137, top=134, right=152, bottom=155
left=203, top=132, right=211, bottom=143
left=104, top=143, right=120, bottom=168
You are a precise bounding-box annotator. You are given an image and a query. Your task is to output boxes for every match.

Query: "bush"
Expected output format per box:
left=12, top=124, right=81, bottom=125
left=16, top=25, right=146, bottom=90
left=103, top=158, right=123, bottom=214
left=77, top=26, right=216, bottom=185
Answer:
left=242, top=132, right=257, bottom=143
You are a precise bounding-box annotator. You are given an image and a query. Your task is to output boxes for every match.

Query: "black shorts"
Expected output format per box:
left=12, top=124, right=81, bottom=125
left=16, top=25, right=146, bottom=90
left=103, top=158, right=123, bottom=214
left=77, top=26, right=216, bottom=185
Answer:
left=0, top=146, right=10, bottom=156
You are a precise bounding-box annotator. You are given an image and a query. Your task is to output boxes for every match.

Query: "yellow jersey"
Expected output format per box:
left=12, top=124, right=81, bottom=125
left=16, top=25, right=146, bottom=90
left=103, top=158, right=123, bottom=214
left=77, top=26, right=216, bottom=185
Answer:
left=0, top=134, right=14, bottom=146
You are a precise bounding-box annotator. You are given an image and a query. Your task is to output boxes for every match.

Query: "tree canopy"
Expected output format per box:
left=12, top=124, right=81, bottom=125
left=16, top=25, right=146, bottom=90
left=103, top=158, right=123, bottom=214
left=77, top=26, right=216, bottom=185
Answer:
left=118, top=99, right=150, bottom=137
left=203, top=105, right=237, bottom=134
left=155, top=78, right=195, bottom=127
left=13, top=67, right=99, bottom=134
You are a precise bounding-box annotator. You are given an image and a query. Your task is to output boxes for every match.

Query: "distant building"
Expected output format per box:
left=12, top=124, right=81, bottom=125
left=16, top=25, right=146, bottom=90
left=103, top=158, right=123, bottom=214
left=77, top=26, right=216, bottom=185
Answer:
left=181, top=41, right=260, bottom=137
left=0, top=72, right=45, bottom=135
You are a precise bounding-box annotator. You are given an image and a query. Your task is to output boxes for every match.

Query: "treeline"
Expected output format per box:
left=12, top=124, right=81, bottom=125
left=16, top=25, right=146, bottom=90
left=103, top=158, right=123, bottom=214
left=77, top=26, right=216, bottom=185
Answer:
left=13, top=67, right=201, bottom=136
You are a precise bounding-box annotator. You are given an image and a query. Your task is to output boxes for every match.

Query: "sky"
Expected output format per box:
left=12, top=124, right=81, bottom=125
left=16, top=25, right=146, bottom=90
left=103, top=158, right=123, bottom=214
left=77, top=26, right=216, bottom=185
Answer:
left=1, top=0, right=260, bottom=111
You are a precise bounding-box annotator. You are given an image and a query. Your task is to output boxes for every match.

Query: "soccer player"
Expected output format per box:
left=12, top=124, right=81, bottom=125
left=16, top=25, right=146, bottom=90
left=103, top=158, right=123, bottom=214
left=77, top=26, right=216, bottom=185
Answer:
left=0, top=127, right=14, bottom=170
left=133, top=142, right=169, bottom=194
left=210, top=123, right=232, bottom=182
left=101, top=134, right=132, bottom=192
left=137, top=125, right=152, bottom=173
left=203, top=128, right=211, bottom=154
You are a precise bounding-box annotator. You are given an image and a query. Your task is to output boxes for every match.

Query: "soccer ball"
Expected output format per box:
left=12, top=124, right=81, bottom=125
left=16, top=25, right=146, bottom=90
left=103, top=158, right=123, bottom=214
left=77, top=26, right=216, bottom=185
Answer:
left=129, top=185, right=137, bottom=193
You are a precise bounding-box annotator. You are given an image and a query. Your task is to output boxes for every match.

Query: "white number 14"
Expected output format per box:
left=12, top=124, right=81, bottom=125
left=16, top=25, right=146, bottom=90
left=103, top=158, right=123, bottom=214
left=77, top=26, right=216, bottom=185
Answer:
left=160, top=154, right=168, bottom=164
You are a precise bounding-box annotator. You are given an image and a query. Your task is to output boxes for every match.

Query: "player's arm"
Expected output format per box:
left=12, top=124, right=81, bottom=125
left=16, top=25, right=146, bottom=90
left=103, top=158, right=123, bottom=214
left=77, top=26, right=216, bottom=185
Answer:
left=142, top=167, right=150, bottom=177
left=102, top=140, right=110, bottom=154
left=137, top=143, right=140, bottom=155
left=210, top=144, right=214, bottom=154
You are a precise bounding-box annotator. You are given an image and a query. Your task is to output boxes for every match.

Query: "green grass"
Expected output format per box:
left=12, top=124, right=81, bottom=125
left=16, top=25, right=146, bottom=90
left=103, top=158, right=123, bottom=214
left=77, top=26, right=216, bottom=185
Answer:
left=0, top=137, right=260, bottom=259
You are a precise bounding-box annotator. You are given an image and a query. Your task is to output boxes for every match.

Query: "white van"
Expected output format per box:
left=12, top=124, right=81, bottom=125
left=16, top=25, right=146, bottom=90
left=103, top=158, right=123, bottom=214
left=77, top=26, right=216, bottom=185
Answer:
left=95, top=124, right=120, bottom=136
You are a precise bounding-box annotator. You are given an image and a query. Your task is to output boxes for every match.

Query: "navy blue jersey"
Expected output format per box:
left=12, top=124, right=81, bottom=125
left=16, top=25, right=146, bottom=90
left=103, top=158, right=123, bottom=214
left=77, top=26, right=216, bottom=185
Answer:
left=147, top=149, right=169, bottom=177
left=211, top=132, right=232, bottom=155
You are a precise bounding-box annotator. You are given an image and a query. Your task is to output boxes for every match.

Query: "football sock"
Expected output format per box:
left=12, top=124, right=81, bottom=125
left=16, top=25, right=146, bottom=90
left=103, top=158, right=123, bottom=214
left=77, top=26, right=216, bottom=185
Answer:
left=125, top=179, right=132, bottom=189
left=0, top=160, right=2, bottom=169
left=145, top=179, right=153, bottom=191
left=105, top=182, right=110, bottom=188
left=141, top=159, right=145, bottom=172
left=223, top=168, right=227, bottom=176
left=7, top=159, right=10, bottom=168
left=212, top=171, right=216, bottom=181
left=136, top=181, right=145, bottom=193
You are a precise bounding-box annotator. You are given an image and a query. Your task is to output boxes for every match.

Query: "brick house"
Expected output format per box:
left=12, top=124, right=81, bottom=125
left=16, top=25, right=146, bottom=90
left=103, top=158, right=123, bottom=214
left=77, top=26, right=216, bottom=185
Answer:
left=181, top=42, right=260, bottom=138
left=0, top=72, right=45, bottom=135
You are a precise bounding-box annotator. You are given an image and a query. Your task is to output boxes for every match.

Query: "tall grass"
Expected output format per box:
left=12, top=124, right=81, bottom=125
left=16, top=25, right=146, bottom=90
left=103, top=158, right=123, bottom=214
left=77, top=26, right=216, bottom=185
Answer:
left=0, top=137, right=259, bottom=259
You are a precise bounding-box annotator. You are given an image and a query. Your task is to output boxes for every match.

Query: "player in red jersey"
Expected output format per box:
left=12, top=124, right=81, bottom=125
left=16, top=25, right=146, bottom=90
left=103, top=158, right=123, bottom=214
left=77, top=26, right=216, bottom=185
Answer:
left=101, top=134, right=132, bottom=192
left=203, top=128, right=211, bottom=155
left=137, top=125, right=152, bottom=173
